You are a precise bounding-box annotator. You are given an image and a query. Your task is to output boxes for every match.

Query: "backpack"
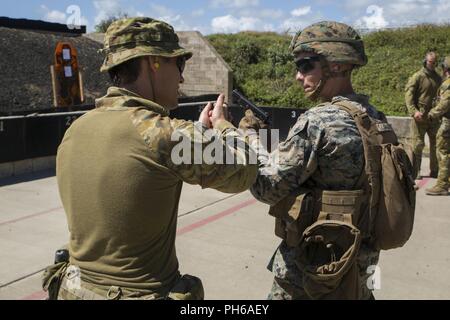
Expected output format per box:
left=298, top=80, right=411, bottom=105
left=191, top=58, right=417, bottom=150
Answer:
left=333, top=100, right=417, bottom=250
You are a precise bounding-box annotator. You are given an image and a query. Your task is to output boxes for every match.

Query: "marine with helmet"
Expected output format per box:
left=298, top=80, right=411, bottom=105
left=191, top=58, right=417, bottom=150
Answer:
left=42, top=17, right=258, bottom=300
left=239, top=21, right=388, bottom=300
left=425, top=56, right=450, bottom=196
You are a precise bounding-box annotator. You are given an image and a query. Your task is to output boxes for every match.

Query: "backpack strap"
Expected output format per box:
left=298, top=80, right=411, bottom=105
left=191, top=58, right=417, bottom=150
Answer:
left=331, top=100, right=381, bottom=242
left=331, top=100, right=371, bottom=190
left=331, top=100, right=372, bottom=132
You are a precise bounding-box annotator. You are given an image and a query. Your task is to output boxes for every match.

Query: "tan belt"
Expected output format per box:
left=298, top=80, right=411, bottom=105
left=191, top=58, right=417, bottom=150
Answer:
left=58, top=267, right=203, bottom=300
left=58, top=266, right=161, bottom=300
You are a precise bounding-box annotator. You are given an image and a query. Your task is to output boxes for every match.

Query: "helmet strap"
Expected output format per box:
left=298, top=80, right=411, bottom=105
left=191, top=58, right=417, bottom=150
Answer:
left=305, top=56, right=331, bottom=102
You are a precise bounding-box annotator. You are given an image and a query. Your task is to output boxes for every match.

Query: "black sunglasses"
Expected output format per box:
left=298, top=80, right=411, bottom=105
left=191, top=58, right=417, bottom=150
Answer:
left=176, top=57, right=186, bottom=74
left=294, top=56, right=320, bottom=74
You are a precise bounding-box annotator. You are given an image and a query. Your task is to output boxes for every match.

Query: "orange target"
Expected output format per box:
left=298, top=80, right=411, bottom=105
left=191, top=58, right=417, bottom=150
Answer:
left=51, top=42, right=84, bottom=107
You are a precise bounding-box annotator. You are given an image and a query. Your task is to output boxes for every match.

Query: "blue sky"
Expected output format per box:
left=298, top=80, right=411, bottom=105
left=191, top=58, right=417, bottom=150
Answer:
left=2, top=0, right=450, bottom=34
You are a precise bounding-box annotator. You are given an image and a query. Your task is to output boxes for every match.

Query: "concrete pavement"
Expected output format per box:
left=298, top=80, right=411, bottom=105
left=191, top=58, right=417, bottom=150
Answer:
left=0, top=158, right=449, bottom=300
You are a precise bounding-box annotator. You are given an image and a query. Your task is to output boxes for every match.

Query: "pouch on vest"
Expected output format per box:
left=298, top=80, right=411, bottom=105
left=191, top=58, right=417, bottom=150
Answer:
left=295, top=211, right=362, bottom=300
left=42, top=248, right=70, bottom=300
left=42, top=262, right=69, bottom=300
left=268, top=190, right=315, bottom=247
left=167, top=274, right=204, bottom=300
left=375, top=144, right=416, bottom=249
left=333, top=100, right=417, bottom=250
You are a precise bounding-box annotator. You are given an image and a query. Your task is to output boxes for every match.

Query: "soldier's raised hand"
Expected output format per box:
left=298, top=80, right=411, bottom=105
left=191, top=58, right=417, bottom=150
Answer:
left=199, top=102, right=213, bottom=128
left=209, top=94, right=227, bottom=127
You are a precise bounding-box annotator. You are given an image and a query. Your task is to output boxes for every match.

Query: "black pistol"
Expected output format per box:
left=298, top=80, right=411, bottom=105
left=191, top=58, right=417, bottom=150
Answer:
left=232, top=89, right=271, bottom=126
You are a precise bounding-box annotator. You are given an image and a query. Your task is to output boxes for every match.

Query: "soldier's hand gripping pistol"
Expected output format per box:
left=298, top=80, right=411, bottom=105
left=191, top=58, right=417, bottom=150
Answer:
left=233, top=89, right=271, bottom=130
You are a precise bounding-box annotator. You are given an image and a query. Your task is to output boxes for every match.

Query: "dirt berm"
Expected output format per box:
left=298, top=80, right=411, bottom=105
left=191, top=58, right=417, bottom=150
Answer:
left=0, top=27, right=110, bottom=114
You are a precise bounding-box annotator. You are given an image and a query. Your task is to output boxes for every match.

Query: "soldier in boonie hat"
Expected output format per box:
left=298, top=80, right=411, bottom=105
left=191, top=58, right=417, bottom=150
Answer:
left=50, top=16, right=259, bottom=300
left=100, top=17, right=192, bottom=72
left=96, top=17, right=194, bottom=109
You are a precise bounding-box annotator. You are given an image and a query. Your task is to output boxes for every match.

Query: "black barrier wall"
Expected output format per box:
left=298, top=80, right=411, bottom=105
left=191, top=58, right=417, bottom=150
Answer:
left=0, top=113, right=83, bottom=163
left=0, top=106, right=305, bottom=164
left=171, top=106, right=305, bottom=139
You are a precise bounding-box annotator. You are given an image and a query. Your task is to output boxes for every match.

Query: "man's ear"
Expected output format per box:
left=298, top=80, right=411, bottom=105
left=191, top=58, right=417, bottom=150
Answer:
left=330, top=63, right=340, bottom=72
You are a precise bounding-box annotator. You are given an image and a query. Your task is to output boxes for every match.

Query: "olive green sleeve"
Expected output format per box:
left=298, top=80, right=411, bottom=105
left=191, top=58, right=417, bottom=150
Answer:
left=405, top=73, right=419, bottom=117
left=429, top=83, right=450, bottom=119
left=131, top=109, right=258, bottom=193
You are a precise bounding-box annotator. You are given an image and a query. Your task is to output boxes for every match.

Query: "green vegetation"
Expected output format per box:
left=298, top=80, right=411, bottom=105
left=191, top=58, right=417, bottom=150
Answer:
left=95, top=13, right=129, bottom=33
left=207, top=24, right=450, bottom=115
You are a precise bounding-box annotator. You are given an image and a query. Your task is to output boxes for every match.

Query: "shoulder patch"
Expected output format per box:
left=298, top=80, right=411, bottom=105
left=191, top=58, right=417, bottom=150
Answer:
left=286, top=114, right=309, bottom=141
left=376, top=122, right=393, bottom=132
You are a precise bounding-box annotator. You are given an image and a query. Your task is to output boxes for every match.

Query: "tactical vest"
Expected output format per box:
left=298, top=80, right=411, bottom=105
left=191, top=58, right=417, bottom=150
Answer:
left=269, top=100, right=417, bottom=299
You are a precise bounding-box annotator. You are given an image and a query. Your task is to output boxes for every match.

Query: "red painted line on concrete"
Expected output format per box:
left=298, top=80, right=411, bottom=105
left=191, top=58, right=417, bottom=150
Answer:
left=19, top=198, right=258, bottom=300
left=21, top=290, right=47, bottom=300
left=0, top=206, right=62, bottom=227
left=177, top=198, right=258, bottom=236
left=416, top=178, right=431, bottom=189
left=13, top=179, right=436, bottom=301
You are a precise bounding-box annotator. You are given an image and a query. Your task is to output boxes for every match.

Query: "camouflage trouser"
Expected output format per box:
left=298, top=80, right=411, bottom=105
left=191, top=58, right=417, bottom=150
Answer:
left=267, top=241, right=379, bottom=300
left=412, top=118, right=440, bottom=175
left=435, top=119, right=450, bottom=189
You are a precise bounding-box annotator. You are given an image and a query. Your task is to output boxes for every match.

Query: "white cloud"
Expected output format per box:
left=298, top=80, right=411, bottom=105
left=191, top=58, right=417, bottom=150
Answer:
left=40, top=4, right=89, bottom=29
left=384, top=0, right=449, bottom=26
left=280, top=12, right=325, bottom=34
left=355, top=5, right=389, bottom=29
left=347, top=0, right=450, bottom=28
left=93, top=0, right=122, bottom=26
left=291, top=6, right=311, bottom=17
left=210, top=0, right=259, bottom=8
left=436, top=0, right=450, bottom=14
left=143, top=4, right=195, bottom=31
left=158, top=14, right=194, bottom=31
left=211, top=15, right=261, bottom=33
left=40, top=5, right=66, bottom=24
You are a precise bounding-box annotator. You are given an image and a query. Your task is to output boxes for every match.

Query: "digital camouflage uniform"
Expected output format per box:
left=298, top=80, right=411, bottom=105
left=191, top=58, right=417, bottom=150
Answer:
left=250, top=95, right=382, bottom=300
left=405, top=67, right=442, bottom=176
left=52, top=17, right=258, bottom=300
left=426, top=74, right=450, bottom=194
left=244, top=22, right=381, bottom=300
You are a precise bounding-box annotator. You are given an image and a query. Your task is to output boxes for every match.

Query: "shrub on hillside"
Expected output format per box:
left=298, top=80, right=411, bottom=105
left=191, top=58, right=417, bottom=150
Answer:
left=207, top=24, right=450, bottom=115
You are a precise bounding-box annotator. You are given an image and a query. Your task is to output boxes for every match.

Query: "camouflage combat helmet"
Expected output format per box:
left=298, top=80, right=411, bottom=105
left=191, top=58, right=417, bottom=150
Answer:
left=442, top=56, right=450, bottom=70
left=100, top=17, right=193, bottom=72
left=290, top=21, right=367, bottom=66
